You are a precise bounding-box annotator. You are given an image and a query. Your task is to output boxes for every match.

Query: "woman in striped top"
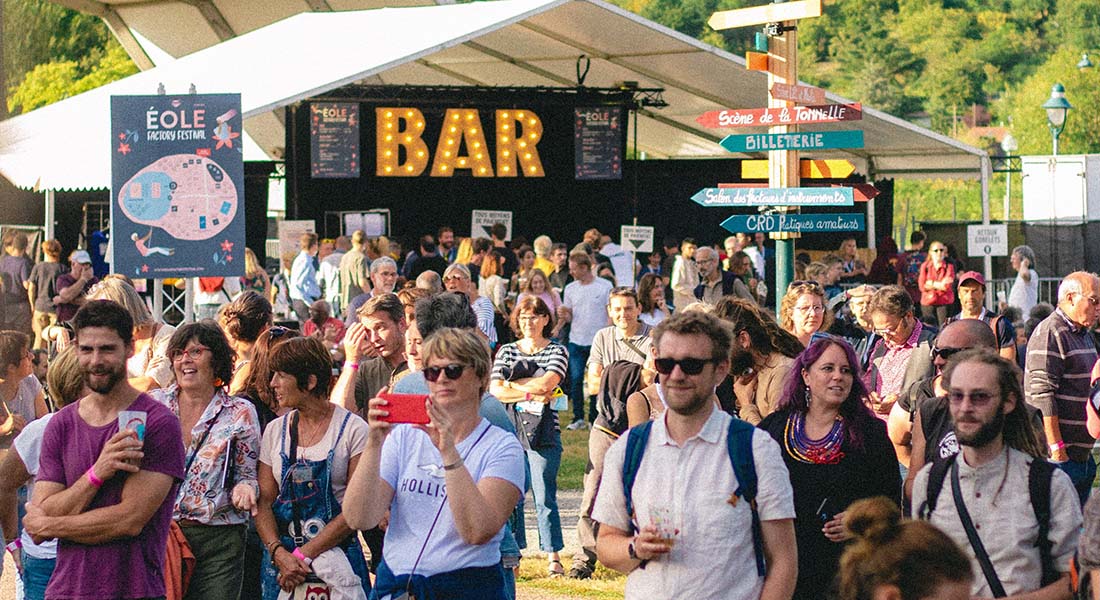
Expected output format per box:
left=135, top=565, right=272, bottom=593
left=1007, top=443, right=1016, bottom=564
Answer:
left=489, top=296, right=569, bottom=576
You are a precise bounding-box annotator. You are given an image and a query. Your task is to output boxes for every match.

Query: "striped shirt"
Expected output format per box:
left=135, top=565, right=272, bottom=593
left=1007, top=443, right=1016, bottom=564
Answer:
left=1024, top=308, right=1098, bottom=462
left=491, top=341, right=569, bottom=383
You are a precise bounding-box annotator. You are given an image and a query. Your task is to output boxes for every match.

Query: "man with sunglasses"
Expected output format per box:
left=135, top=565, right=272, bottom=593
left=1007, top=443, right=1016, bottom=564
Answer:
left=593, top=311, right=796, bottom=600
left=1025, top=271, right=1100, bottom=505
left=913, top=350, right=1081, bottom=599
left=894, top=319, right=997, bottom=502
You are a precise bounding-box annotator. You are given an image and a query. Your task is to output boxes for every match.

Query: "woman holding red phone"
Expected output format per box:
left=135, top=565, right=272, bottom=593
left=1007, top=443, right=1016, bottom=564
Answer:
left=344, top=327, right=525, bottom=599
left=488, top=296, right=568, bottom=576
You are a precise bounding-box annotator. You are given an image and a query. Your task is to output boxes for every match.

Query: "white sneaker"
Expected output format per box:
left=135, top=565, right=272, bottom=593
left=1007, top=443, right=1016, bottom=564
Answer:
left=565, top=419, right=588, bottom=431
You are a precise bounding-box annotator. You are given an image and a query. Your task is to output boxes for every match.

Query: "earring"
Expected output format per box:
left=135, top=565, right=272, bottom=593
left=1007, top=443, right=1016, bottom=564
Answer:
left=214, top=377, right=225, bottom=387
left=805, top=384, right=812, bottom=404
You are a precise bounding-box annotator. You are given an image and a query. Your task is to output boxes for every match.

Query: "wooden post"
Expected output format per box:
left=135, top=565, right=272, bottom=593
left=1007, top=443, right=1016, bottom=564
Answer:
left=768, top=26, right=800, bottom=312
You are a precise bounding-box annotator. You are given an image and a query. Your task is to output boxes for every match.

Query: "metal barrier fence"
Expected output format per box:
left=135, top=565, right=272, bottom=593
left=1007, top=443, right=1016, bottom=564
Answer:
left=838, top=277, right=1064, bottom=314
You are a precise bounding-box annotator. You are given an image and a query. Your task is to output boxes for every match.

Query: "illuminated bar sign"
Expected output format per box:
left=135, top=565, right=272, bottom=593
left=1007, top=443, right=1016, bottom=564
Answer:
left=375, top=107, right=545, bottom=178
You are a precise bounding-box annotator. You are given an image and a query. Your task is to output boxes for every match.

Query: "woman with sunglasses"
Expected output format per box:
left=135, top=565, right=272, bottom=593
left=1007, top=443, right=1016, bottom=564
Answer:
left=759, top=337, right=900, bottom=600
left=917, top=241, right=955, bottom=328
left=489, top=296, right=568, bottom=576
left=444, top=263, right=498, bottom=348
left=150, top=321, right=261, bottom=600
left=780, top=281, right=834, bottom=349
left=256, top=336, right=371, bottom=599
left=345, top=327, right=525, bottom=599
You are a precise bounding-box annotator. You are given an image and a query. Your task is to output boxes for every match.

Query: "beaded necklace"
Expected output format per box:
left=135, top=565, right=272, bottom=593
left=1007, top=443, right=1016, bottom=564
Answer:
left=784, top=411, right=845, bottom=464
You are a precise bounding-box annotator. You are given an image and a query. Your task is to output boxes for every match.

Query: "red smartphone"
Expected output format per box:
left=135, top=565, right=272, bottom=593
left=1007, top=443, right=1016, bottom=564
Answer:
left=378, top=393, right=430, bottom=424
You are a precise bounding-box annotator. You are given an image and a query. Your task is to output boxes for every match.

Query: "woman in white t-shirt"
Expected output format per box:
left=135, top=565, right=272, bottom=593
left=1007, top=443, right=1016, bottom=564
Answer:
left=255, top=337, right=371, bottom=600
left=344, top=327, right=525, bottom=599
left=0, top=347, right=83, bottom=600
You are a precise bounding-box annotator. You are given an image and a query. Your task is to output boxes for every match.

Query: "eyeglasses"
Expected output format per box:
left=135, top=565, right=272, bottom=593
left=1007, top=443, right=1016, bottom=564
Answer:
left=424, top=363, right=468, bottom=381
left=653, top=357, right=716, bottom=376
left=170, top=346, right=210, bottom=362
left=947, top=390, right=996, bottom=406
left=794, top=304, right=824, bottom=314
left=518, top=314, right=545, bottom=322
left=873, top=316, right=910, bottom=336
left=930, top=346, right=970, bottom=361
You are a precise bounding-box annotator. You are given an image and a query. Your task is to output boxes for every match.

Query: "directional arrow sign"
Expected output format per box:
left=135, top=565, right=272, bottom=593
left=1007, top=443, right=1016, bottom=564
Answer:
left=709, top=0, right=822, bottom=30
left=741, top=159, right=857, bottom=180
left=720, top=213, right=866, bottom=234
left=720, top=131, right=864, bottom=153
left=696, top=104, right=862, bottom=129
left=692, top=187, right=853, bottom=207
left=770, top=82, right=826, bottom=105
left=715, top=182, right=877, bottom=203
left=620, top=225, right=654, bottom=253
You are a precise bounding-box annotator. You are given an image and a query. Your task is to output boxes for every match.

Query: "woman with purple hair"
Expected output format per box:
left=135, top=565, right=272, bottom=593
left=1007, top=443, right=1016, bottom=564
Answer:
left=758, top=337, right=900, bottom=600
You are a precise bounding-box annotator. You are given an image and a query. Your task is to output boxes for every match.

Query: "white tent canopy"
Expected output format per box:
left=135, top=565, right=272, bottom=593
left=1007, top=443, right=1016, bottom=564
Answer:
left=1, top=0, right=987, bottom=192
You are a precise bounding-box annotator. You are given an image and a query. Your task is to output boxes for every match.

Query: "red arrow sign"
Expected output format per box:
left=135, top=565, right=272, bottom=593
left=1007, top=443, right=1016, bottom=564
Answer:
left=696, top=103, right=862, bottom=129
left=718, top=182, right=878, bottom=202
left=770, top=82, right=826, bottom=104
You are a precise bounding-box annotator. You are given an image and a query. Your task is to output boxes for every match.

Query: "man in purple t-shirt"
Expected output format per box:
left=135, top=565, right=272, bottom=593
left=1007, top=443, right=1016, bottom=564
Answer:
left=52, top=250, right=98, bottom=324
left=23, top=299, right=184, bottom=600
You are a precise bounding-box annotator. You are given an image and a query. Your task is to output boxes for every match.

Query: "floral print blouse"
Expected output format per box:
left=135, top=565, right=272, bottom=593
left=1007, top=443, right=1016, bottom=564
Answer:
left=151, top=385, right=261, bottom=525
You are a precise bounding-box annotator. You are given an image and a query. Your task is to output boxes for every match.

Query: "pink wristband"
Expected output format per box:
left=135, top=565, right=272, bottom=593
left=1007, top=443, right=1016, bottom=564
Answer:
left=292, top=547, right=312, bottom=565
left=86, top=467, right=104, bottom=488
left=346, top=362, right=359, bottom=370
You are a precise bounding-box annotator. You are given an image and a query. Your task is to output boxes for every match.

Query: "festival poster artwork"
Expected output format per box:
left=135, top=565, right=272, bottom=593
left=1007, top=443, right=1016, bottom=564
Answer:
left=575, top=107, right=623, bottom=180
left=110, top=94, right=245, bottom=279
left=310, top=102, right=360, bottom=178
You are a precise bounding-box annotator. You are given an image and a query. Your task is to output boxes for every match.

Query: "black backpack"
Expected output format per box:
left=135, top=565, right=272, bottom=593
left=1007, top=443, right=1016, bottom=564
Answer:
left=916, top=453, right=1058, bottom=593
left=593, top=360, right=643, bottom=436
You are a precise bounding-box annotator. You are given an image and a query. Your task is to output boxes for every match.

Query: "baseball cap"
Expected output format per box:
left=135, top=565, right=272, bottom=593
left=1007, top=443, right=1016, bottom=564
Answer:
left=957, top=271, right=985, bottom=287
left=70, top=250, right=92, bottom=264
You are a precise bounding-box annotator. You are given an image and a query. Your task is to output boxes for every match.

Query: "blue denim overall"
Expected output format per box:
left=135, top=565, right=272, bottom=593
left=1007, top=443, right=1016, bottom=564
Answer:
left=261, top=411, right=371, bottom=600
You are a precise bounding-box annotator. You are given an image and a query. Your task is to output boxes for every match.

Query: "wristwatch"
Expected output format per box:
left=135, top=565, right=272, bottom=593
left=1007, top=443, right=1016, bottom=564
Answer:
left=627, top=538, right=640, bottom=560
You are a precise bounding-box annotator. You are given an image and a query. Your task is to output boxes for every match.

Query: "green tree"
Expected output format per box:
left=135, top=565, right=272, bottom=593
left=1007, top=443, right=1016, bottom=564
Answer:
left=996, top=47, right=1100, bottom=156
left=7, top=40, right=137, bottom=114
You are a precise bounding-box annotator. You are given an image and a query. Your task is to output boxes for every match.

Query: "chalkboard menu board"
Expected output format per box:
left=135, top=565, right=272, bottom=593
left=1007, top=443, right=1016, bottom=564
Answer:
left=310, top=102, right=359, bottom=178
left=574, top=107, right=622, bottom=180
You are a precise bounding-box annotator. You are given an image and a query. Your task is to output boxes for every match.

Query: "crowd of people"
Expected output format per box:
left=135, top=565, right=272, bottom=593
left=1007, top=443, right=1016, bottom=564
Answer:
left=1, top=221, right=1100, bottom=600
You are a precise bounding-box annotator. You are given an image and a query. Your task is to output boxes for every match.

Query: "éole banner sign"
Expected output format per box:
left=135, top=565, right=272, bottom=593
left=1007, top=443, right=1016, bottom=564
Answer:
left=110, top=93, right=245, bottom=279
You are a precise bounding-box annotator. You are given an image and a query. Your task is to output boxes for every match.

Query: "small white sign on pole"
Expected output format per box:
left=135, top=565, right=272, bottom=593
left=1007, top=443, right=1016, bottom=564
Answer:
left=967, top=224, right=1008, bottom=257
left=620, top=225, right=654, bottom=254
left=471, top=210, right=513, bottom=241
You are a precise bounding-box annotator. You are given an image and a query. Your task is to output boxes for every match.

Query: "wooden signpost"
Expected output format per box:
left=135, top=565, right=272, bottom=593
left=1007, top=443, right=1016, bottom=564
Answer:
left=692, top=186, right=853, bottom=207
left=708, top=0, right=823, bottom=30
left=695, top=103, right=862, bottom=128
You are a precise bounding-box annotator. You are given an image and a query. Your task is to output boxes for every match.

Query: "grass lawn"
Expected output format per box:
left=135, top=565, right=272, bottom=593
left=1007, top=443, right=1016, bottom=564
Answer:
left=517, top=556, right=626, bottom=599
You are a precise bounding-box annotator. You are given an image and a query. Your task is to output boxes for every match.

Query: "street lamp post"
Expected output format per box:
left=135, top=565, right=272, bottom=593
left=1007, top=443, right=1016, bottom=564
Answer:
left=1041, top=83, right=1072, bottom=156
left=1001, top=133, right=1017, bottom=221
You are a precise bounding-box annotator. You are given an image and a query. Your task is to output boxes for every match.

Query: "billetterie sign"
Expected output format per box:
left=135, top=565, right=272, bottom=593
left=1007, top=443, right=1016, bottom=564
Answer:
left=719, top=130, right=864, bottom=153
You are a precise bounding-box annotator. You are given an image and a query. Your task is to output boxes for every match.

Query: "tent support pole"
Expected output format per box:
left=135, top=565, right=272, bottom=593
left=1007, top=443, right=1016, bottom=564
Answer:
left=44, top=189, right=55, bottom=240
left=981, top=155, right=992, bottom=309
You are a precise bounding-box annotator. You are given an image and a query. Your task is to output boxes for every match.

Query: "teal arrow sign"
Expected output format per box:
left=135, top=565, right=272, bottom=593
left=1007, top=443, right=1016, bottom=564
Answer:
left=719, top=130, right=864, bottom=153
left=720, top=213, right=866, bottom=234
left=692, top=187, right=853, bottom=207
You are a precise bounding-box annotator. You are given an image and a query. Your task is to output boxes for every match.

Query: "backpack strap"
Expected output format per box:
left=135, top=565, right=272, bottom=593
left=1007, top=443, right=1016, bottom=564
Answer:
left=1029, top=458, right=1058, bottom=587
left=622, top=420, right=654, bottom=535
left=917, top=453, right=956, bottom=520
left=726, top=418, right=765, bottom=577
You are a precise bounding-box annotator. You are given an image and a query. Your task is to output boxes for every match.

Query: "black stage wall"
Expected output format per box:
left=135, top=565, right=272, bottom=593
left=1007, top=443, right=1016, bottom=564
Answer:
left=286, top=86, right=891, bottom=252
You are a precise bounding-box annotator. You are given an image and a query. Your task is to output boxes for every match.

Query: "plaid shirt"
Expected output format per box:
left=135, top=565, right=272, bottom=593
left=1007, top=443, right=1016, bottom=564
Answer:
left=868, top=319, right=924, bottom=398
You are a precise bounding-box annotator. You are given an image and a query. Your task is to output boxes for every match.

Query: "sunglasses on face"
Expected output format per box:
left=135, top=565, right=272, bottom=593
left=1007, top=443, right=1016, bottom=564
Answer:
left=787, top=280, right=823, bottom=292
left=930, top=346, right=970, bottom=361
left=947, top=390, right=996, bottom=406
left=269, top=325, right=293, bottom=339
left=653, top=357, right=715, bottom=376
left=424, top=363, right=468, bottom=381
